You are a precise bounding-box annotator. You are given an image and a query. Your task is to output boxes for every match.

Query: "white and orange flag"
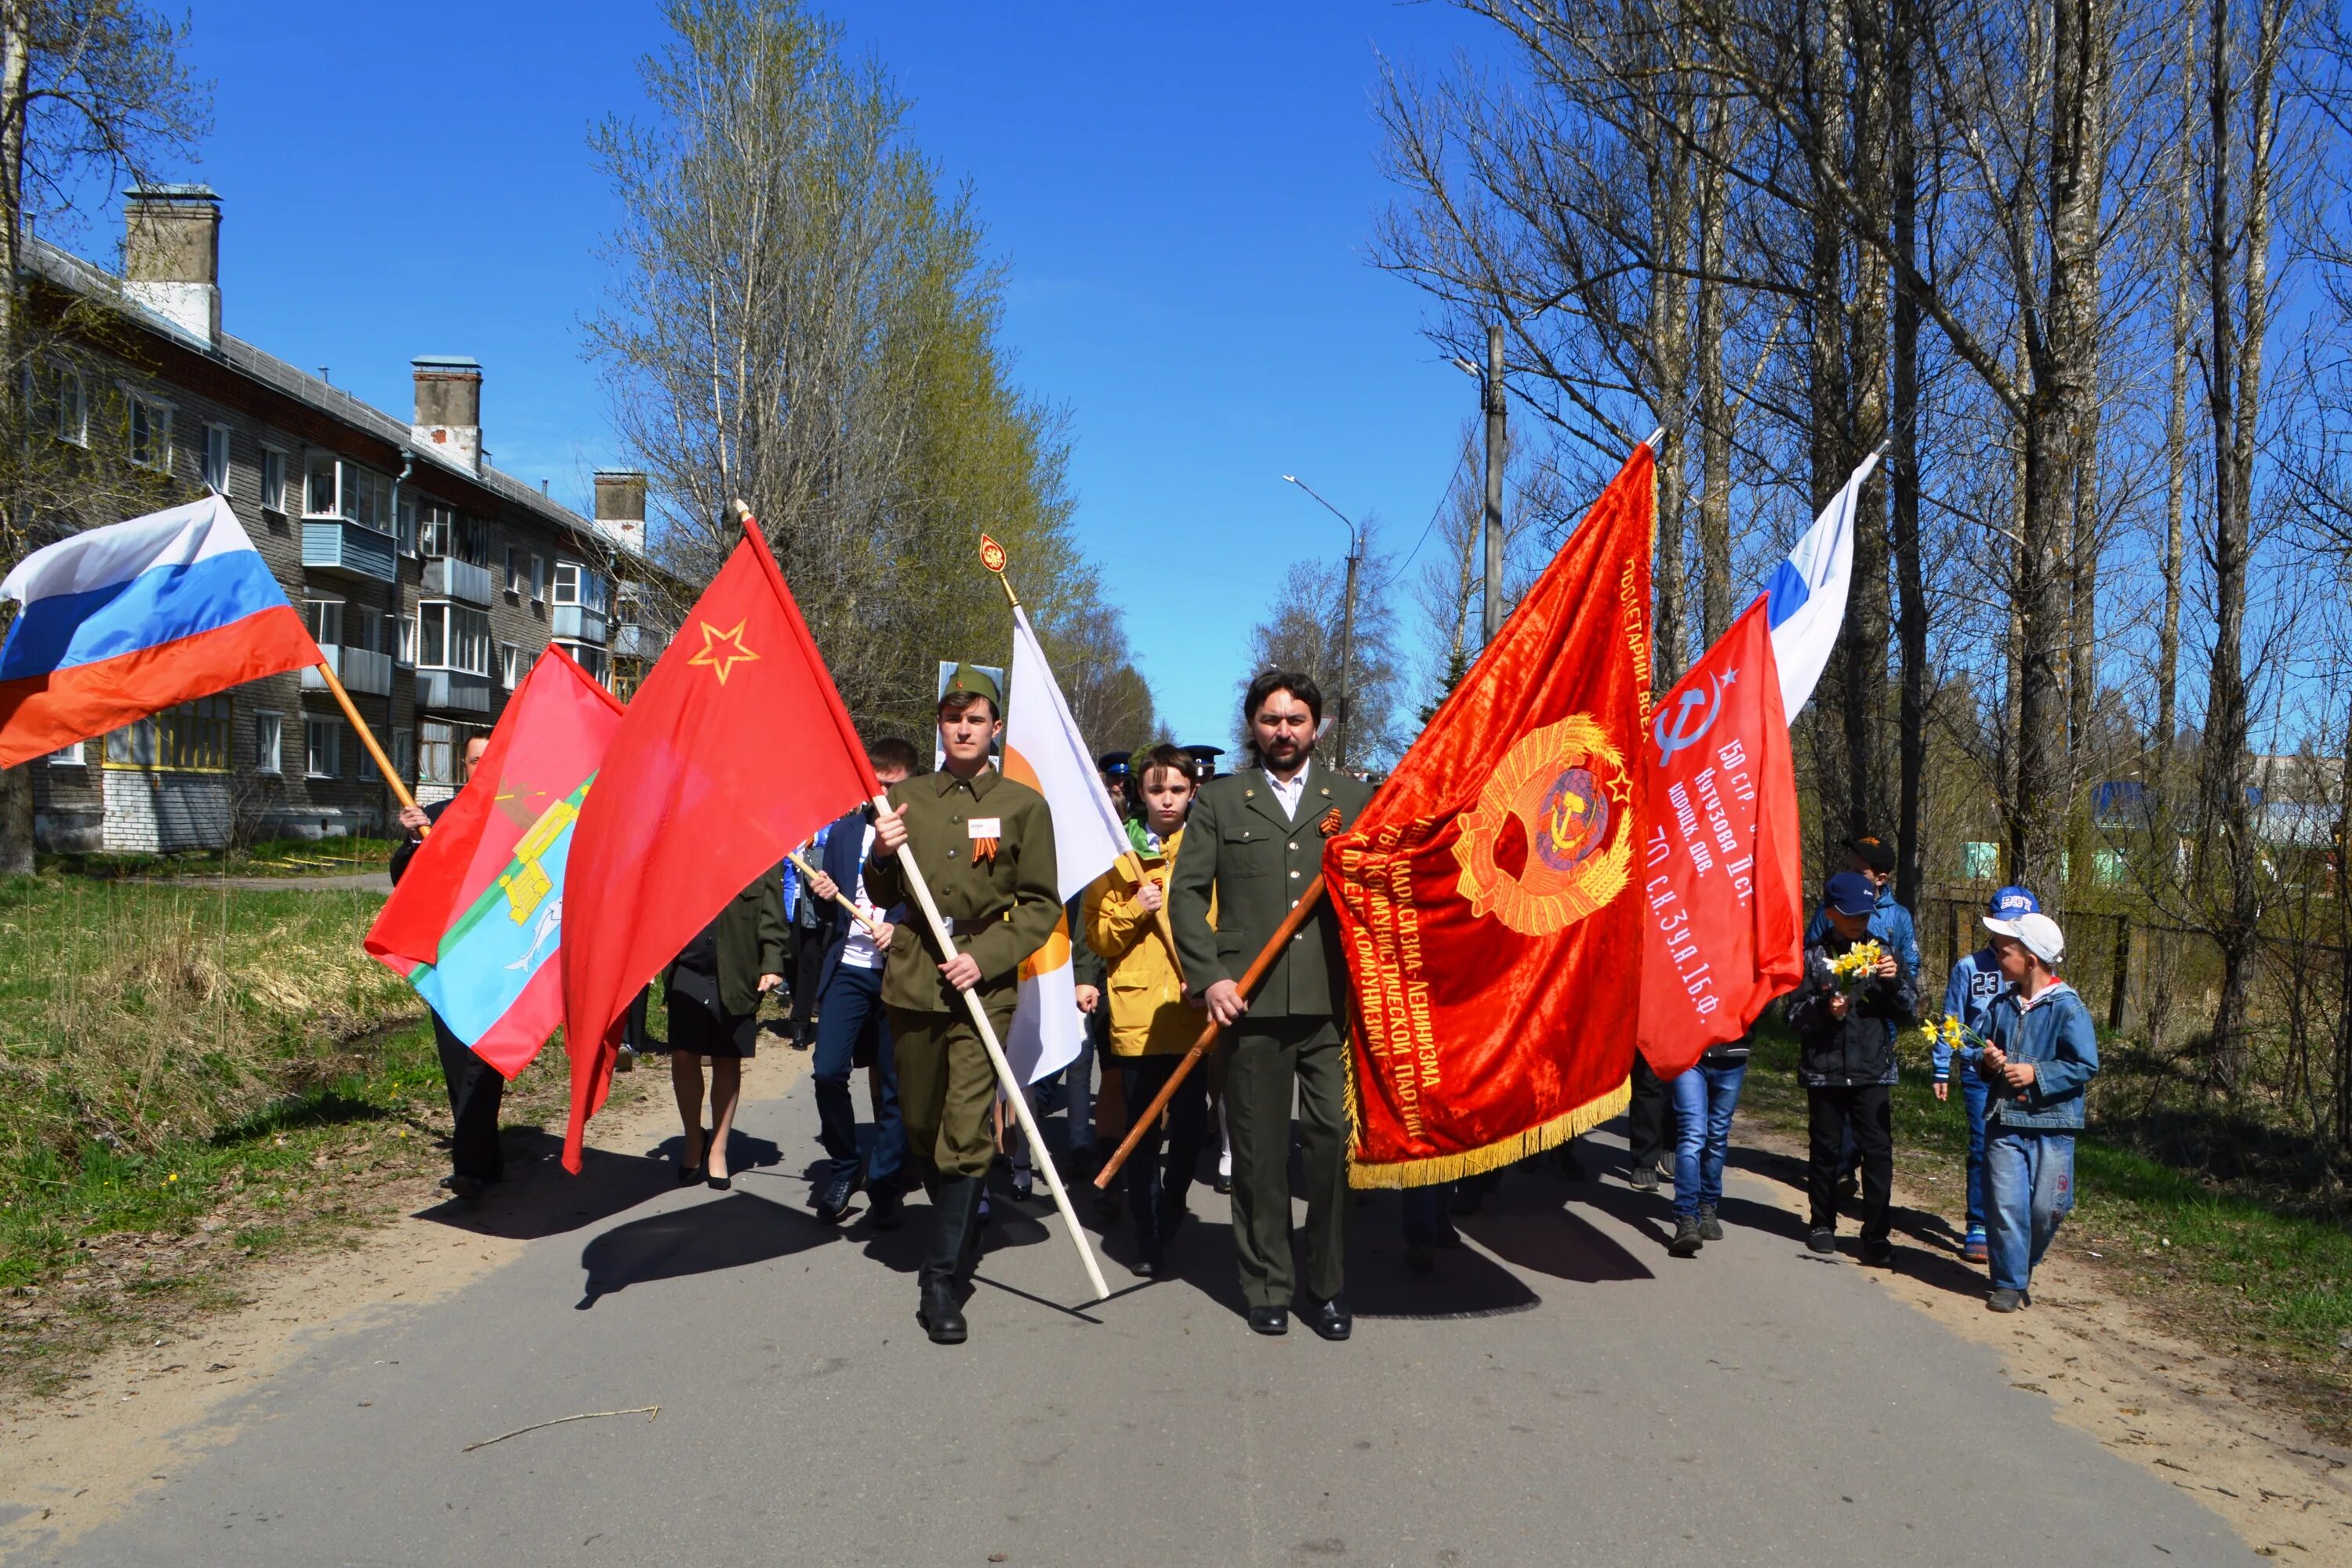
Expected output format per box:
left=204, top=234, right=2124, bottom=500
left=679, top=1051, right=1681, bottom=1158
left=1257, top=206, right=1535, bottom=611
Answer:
left=1001, top=600, right=1131, bottom=1083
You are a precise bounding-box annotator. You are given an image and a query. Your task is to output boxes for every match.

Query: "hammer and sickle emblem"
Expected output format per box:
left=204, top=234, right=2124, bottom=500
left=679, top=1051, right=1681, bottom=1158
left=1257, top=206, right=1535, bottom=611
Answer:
left=1651, top=673, right=1730, bottom=764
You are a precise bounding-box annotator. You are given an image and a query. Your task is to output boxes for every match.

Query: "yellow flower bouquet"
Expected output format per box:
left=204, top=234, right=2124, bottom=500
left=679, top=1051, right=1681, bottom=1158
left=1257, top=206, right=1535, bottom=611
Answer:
left=1827, top=939, right=1886, bottom=996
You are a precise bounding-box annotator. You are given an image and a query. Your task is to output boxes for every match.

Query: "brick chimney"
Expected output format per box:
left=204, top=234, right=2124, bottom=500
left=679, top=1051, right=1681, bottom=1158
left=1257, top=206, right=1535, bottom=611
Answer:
left=411, top=356, right=483, bottom=474
left=122, top=184, right=221, bottom=347
left=593, top=470, right=648, bottom=554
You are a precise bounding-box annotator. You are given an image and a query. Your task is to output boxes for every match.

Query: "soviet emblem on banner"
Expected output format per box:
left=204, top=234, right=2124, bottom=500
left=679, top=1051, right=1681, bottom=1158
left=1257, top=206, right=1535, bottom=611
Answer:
left=1453, top=713, right=1632, bottom=937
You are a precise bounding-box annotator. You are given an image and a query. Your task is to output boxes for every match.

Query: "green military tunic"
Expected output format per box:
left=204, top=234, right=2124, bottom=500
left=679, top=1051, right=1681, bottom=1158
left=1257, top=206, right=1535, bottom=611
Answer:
left=1168, top=758, right=1374, bottom=1308
left=865, top=764, right=1059, bottom=1178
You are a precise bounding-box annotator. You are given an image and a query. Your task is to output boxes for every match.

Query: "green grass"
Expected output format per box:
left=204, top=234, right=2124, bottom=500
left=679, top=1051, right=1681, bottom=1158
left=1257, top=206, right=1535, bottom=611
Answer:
left=39, top=834, right=399, bottom=881
left=1740, top=1019, right=2352, bottom=1433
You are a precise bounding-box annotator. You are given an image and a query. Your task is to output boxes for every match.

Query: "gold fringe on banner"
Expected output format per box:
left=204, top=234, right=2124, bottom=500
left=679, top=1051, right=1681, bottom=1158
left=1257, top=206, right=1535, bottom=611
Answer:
left=1345, top=1076, right=1633, bottom=1189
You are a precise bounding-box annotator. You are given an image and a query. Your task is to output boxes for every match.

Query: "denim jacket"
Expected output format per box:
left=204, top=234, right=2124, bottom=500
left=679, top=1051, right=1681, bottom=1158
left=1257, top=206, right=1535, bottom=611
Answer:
left=1979, top=979, right=2100, bottom=1130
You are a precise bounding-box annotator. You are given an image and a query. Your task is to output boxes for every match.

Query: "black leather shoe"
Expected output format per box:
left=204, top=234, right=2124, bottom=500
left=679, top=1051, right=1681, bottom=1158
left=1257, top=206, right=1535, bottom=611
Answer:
left=916, top=1280, right=967, bottom=1345
left=868, top=1185, right=903, bottom=1231
left=438, top=1173, right=482, bottom=1202
left=812, top=1171, right=859, bottom=1225
left=1129, top=1242, right=1162, bottom=1279
left=1305, top=1296, right=1352, bottom=1341
left=1247, top=1305, right=1288, bottom=1336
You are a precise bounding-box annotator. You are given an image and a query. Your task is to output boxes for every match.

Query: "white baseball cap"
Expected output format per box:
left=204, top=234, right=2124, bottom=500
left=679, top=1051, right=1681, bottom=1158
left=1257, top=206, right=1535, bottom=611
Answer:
left=1984, top=911, right=2064, bottom=967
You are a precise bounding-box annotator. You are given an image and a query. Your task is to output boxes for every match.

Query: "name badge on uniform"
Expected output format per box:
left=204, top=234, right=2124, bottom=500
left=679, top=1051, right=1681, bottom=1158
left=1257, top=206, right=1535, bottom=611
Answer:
left=969, top=816, right=1001, bottom=866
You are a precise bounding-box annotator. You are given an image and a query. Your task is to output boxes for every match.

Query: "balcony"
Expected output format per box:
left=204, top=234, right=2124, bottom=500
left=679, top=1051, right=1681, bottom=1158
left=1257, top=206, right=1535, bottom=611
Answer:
left=302, top=644, right=394, bottom=699
left=301, top=519, right=397, bottom=585
left=610, top=622, right=666, bottom=659
left=551, top=603, right=608, bottom=644
left=423, top=555, right=495, bottom=607
left=416, top=668, right=493, bottom=715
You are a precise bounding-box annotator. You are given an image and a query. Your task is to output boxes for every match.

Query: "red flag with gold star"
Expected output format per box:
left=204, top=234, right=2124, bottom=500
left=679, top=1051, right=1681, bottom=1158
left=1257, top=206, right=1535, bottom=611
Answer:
left=557, top=521, right=880, bottom=1171
left=1325, top=443, right=1654, bottom=1185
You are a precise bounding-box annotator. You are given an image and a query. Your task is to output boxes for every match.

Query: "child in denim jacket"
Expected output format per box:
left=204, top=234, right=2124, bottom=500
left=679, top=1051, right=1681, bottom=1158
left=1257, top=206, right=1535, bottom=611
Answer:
left=1976, top=909, right=2100, bottom=1312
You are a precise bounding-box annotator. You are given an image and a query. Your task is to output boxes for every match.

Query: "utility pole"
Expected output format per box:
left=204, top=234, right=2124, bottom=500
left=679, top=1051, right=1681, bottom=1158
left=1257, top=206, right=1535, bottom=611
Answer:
left=1281, top=474, right=1363, bottom=773
left=1482, top=321, right=1506, bottom=644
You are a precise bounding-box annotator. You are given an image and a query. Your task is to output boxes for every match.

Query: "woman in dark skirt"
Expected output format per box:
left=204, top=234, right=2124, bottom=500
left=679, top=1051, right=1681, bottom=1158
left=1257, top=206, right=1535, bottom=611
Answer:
left=669, top=869, right=789, bottom=1189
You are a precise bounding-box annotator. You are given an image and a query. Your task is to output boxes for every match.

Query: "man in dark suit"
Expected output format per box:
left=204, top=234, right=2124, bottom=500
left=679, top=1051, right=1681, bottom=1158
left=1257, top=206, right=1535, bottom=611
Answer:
left=803, top=737, right=918, bottom=1228
left=391, top=733, right=500, bottom=1202
left=1168, top=670, right=1374, bottom=1340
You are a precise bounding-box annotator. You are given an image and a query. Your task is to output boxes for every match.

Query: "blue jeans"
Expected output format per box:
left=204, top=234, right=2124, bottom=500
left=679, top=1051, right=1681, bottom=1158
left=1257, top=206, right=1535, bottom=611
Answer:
left=1671, top=1061, right=1748, bottom=1219
left=1984, top=1127, right=2074, bottom=1293
left=1960, top=1073, right=1990, bottom=1229
left=812, top=963, right=902, bottom=1188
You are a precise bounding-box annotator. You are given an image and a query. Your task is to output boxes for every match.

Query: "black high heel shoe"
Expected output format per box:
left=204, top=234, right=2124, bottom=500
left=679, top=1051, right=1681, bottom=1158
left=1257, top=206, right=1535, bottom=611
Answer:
left=677, top=1127, right=707, bottom=1184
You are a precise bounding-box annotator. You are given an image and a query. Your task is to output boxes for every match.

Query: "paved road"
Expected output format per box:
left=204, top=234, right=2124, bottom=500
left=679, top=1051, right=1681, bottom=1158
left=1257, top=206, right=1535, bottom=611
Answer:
left=25, top=1069, right=2250, bottom=1567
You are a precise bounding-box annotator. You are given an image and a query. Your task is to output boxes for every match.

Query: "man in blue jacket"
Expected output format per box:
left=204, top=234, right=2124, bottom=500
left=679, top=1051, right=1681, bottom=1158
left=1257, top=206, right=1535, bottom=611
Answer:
left=1938, top=884, right=2042, bottom=1263
left=804, top=738, right=918, bottom=1229
left=1977, top=909, right=2100, bottom=1312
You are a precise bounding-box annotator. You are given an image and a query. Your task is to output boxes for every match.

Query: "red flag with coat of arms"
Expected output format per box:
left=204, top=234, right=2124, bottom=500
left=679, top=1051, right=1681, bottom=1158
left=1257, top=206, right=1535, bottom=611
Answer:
left=1325, top=443, right=1654, bottom=1186
left=557, top=520, right=879, bottom=1172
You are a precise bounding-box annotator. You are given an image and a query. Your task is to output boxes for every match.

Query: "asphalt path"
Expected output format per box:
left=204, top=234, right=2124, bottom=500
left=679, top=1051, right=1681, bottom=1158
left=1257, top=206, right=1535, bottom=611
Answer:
left=29, top=1066, right=2252, bottom=1567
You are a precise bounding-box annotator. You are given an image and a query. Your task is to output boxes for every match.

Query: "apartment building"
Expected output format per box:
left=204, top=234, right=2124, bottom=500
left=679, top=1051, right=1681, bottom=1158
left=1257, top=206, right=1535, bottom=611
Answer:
left=23, top=185, right=670, bottom=852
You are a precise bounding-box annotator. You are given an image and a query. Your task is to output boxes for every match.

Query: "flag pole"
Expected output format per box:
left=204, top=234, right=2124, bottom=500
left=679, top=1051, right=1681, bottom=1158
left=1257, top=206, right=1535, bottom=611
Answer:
left=314, top=656, right=420, bottom=818
left=880, top=810, right=1112, bottom=1303
left=1095, top=874, right=1327, bottom=1188
left=786, top=848, right=888, bottom=942
left=979, top=535, right=1186, bottom=984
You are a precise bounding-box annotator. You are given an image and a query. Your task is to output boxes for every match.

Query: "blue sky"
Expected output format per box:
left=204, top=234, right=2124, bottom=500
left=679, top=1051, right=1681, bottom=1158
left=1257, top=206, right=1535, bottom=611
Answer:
left=133, top=2, right=1499, bottom=746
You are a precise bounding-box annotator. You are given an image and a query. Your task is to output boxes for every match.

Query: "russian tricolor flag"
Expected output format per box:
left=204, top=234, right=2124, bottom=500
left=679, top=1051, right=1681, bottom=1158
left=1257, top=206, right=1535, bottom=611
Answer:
left=1762, top=448, right=1882, bottom=722
left=0, top=495, right=321, bottom=767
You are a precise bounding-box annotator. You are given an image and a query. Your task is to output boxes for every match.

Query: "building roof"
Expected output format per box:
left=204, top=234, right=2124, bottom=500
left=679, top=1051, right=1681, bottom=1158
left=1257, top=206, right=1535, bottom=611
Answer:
left=24, top=235, right=628, bottom=561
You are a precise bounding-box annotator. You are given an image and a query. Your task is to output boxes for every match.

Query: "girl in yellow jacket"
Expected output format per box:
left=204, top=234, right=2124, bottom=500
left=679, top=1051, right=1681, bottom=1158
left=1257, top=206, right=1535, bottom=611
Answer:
left=1084, top=743, right=1214, bottom=1278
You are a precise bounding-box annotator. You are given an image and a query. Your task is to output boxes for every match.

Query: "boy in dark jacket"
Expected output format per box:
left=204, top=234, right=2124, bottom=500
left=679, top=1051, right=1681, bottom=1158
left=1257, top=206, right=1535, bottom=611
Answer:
left=1786, top=870, right=1917, bottom=1265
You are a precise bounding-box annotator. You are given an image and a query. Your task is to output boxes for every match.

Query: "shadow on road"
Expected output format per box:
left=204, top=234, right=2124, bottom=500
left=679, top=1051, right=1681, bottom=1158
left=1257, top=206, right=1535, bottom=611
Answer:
left=575, top=1189, right=832, bottom=1308
left=411, top=1127, right=684, bottom=1242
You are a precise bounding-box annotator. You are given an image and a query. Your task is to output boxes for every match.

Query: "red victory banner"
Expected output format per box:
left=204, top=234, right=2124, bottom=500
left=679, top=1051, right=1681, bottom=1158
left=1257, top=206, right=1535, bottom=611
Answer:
left=1327, top=444, right=1654, bottom=1185
left=1635, top=594, right=1805, bottom=1076
left=557, top=514, right=878, bottom=1173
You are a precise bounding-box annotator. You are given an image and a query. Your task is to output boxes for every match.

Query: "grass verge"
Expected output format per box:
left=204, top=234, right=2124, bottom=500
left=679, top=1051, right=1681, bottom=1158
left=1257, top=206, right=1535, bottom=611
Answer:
left=1736, top=1022, right=2352, bottom=1443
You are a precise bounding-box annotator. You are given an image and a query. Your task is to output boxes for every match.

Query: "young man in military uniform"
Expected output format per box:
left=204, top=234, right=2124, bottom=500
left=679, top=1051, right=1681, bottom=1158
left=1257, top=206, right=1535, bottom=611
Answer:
left=1168, top=670, right=1374, bottom=1339
left=867, top=664, right=1060, bottom=1345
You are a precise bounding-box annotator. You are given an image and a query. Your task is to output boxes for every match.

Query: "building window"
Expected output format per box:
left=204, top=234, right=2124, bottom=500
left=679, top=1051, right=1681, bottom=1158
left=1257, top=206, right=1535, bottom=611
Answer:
left=107, top=696, right=231, bottom=771
left=303, top=456, right=391, bottom=533
left=358, top=735, right=380, bottom=782
left=260, top=447, right=288, bottom=513
left=203, top=423, right=231, bottom=491
left=554, top=561, right=580, bottom=605
left=419, top=720, right=455, bottom=786
left=397, top=612, right=416, bottom=667
left=396, top=494, right=417, bottom=556
left=254, top=711, right=282, bottom=775
left=417, top=601, right=492, bottom=675
left=49, top=740, right=85, bottom=765
left=392, top=727, right=413, bottom=782
left=555, top=641, right=611, bottom=688
left=530, top=555, right=547, bottom=603
left=54, top=363, right=86, bottom=445
left=421, top=504, right=489, bottom=565
left=302, top=596, right=344, bottom=650
left=500, top=642, right=521, bottom=689
left=504, top=545, right=521, bottom=595
left=127, top=391, right=173, bottom=470
left=305, top=717, right=343, bottom=779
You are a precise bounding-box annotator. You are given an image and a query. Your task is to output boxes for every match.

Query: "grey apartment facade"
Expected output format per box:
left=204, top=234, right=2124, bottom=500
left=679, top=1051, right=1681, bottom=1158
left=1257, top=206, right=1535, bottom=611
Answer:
left=22, top=184, right=668, bottom=853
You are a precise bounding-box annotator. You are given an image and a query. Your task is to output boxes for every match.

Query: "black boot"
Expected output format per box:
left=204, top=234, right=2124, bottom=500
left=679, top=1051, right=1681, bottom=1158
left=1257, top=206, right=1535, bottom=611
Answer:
left=916, top=1176, right=982, bottom=1345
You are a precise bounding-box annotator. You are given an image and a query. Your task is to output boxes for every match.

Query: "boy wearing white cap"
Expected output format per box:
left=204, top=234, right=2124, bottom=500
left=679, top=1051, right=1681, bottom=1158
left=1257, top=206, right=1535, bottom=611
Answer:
left=1976, top=909, right=2101, bottom=1312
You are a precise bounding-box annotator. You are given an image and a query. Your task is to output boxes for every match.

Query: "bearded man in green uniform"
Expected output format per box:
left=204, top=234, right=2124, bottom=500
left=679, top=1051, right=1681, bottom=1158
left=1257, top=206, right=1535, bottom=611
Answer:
left=1168, top=670, right=1374, bottom=1340
left=868, top=664, right=1059, bottom=1345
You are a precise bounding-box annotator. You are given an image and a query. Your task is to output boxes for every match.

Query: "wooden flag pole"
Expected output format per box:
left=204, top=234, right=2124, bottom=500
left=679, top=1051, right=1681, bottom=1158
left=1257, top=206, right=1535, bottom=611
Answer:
left=979, top=537, right=1185, bottom=983
left=314, top=656, right=422, bottom=819
left=879, top=799, right=1112, bottom=1303
left=785, top=848, right=887, bottom=942
left=1094, top=873, right=1327, bottom=1189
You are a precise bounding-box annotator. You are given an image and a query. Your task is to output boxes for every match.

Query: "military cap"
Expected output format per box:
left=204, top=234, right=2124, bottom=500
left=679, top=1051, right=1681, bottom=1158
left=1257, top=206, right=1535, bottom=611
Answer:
left=941, top=662, right=1003, bottom=712
left=1097, top=750, right=1133, bottom=776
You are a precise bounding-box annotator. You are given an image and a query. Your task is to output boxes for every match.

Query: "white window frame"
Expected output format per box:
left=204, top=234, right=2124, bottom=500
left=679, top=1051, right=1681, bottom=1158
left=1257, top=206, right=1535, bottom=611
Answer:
left=553, top=561, right=582, bottom=606
left=253, top=710, right=282, bottom=776
left=530, top=554, right=546, bottom=604
left=500, top=642, right=521, bottom=689
left=301, top=595, right=345, bottom=651
left=54, top=362, right=87, bottom=446
left=125, top=389, right=174, bottom=471
left=396, top=612, right=417, bottom=668
left=202, top=423, right=231, bottom=491
left=504, top=546, right=521, bottom=595
left=304, top=717, right=342, bottom=779
left=417, top=600, right=492, bottom=677
left=49, top=740, right=85, bottom=765
left=396, top=493, right=418, bottom=556
left=260, top=446, right=288, bottom=513
left=419, top=720, right=456, bottom=787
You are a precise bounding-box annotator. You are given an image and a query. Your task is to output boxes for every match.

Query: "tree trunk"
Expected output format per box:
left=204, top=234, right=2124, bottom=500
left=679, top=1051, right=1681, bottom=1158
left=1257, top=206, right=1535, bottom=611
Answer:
left=1890, top=0, right=1927, bottom=907
left=2157, top=5, right=2194, bottom=792
left=1804, top=0, right=1857, bottom=848
left=1844, top=0, right=1893, bottom=848
left=1646, top=75, right=1695, bottom=687
left=1695, top=97, right=1734, bottom=648
left=0, top=8, right=33, bottom=877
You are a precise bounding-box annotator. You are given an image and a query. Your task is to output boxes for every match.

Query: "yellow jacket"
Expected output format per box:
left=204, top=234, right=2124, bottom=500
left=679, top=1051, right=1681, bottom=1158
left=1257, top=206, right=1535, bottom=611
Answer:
left=1083, top=825, right=1212, bottom=1057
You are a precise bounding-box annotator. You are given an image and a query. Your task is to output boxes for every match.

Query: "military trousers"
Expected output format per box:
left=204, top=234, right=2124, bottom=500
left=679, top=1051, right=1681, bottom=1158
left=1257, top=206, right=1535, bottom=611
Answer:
left=1224, top=1014, right=1350, bottom=1309
left=889, top=998, right=1013, bottom=1181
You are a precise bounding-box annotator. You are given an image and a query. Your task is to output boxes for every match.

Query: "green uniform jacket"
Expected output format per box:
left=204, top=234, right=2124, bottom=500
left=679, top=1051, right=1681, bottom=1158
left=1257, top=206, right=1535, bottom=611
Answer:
left=865, top=766, right=1061, bottom=1016
left=1169, top=760, right=1375, bottom=1019
left=667, top=871, right=789, bottom=1018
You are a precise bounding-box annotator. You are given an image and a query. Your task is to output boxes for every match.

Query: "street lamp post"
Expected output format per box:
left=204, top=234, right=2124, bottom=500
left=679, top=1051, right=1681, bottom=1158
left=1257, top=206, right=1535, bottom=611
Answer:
left=1453, top=322, right=1508, bottom=645
left=1280, top=474, right=1362, bottom=773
